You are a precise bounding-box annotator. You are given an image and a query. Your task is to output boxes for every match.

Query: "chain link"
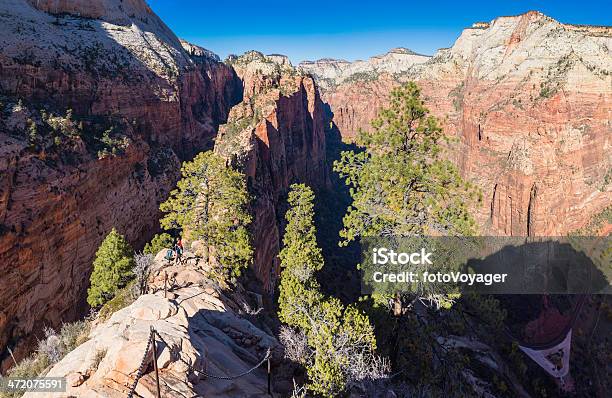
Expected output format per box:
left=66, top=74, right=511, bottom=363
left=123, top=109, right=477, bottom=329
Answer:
left=153, top=330, right=271, bottom=380
left=126, top=328, right=155, bottom=398
left=125, top=327, right=272, bottom=397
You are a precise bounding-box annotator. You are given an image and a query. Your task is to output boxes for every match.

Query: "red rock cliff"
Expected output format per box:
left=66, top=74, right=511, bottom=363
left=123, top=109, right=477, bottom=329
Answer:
left=301, top=11, right=611, bottom=236
left=216, top=52, right=328, bottom=291
left=0, top=0, right=240, bottom=367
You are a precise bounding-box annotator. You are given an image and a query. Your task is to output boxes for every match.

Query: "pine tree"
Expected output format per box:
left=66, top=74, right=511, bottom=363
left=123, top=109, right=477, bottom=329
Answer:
left=143, top=232, right=173, bottom=255
left=278, top=184, right=325, bottom=331
left=334, top=82, right=480, bottom=243
left=87, top=228, right=134, bottom=307
left=159, top=151, right=252, bottom=278
left=278, top=184, right=387, bottom=397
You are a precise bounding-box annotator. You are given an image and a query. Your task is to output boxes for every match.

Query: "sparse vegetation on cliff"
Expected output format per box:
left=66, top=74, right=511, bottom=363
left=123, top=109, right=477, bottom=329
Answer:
left=2, top=100, right=130, bottom=159
left=278, top=184, right=388, bottom=397
left=343, top=71, right=380, bottom=84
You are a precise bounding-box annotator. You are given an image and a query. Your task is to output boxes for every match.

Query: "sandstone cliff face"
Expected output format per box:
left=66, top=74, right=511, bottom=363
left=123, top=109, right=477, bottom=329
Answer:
left=300, top=47, right=430, bottom=92
left=301, top=11, right=611, bottom=236
left=216, top=52, right=328, bottom=292
left=0, top=0, right=240, bottom=367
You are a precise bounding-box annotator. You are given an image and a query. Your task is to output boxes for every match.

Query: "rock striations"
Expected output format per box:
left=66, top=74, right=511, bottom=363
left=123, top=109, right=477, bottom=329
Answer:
left=216, top=51, right=328, bottom=291
left=22, top=251, right=281, bottom=398
left=301, top=11, right=611, bottom=236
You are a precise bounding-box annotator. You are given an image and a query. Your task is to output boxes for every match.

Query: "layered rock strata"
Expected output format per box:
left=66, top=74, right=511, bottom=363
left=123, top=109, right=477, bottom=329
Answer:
left=300, top=11, right=611, bottom=235
left=216, top=51, right=328, bottom=291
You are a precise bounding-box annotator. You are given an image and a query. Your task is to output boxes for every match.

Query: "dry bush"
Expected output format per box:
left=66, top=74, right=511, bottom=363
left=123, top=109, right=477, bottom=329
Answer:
left=279, top=326, right=308, bottom=363
left=133, top=252, right=154, bottom=296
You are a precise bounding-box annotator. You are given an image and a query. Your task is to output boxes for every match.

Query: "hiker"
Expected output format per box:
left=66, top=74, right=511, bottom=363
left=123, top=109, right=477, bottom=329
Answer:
left=174, top=240, right=183, bottom=264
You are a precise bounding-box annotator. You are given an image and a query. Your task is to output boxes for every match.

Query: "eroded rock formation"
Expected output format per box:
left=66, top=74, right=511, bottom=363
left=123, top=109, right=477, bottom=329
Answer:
left=22, top=251, right=282, bottom=398
left=216, top=52, right=328, bottom=291
left=0, top=0, right=241, bottom=367
left=300, top=11, right=611, bottom=236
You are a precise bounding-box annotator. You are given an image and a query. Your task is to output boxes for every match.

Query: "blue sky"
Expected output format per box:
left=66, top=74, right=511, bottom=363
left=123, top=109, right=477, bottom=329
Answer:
left=147, top=0, right=611, bottom=63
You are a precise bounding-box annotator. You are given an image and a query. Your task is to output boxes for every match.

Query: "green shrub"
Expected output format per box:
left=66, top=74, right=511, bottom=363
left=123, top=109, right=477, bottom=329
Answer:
left=98, top=280, right=137, bottom=321
left=143, top=233, right=173, bottom=255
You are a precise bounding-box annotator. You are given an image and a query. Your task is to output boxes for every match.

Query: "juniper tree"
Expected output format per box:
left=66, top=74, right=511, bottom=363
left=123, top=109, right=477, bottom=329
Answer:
left=334, top=82, right=480, bottom=243
left=278, top=184, right=388, bottom=397
left=87, top=228, right=134, bottom=307
left=159, top=151, right=252, bottom=278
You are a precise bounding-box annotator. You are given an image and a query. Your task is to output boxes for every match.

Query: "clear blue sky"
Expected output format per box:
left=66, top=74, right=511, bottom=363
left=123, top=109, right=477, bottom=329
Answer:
left=147, top=0, right=611, bottom=63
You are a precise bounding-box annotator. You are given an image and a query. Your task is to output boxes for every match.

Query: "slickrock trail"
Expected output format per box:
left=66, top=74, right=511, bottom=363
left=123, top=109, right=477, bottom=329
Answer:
left=301, top=11, right=611, bottom=236
left=23, top=251, right=281, bottom=398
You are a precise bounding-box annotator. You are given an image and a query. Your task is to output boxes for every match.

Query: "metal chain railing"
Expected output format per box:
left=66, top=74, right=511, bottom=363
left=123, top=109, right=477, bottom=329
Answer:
left=126, top=327, right=156, bottom=398
left=126, top=327, right=273, bottom=397
left=153, top=330, right=272, bottom=380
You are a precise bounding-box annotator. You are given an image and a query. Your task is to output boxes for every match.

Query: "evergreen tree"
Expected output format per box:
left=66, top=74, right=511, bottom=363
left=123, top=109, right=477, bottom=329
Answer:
left=334, top=82, right=480, bottom=243
left=143, top=232, right=173, bottom=255
left=87, top=228, right=134, bottom=307
left=278, top=184, right=325, bottom=331
left=159, top=151, right=252, bottom=278
left=278, top=184, right=387, bottom=397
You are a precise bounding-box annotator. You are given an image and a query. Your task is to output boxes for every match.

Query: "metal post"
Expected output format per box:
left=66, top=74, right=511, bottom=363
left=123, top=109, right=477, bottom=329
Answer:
left=7, top=346, right=18, bottom=366
left=267, top=356, right=271, bottom=396
left=151, top=327, right=162, bottom=398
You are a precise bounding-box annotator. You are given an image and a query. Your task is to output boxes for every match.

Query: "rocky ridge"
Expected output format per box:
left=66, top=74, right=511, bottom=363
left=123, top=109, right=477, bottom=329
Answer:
left=302, top=11, right=611, bottom=236
left=23, top=250, right=282, bottom=398
left=216, top=51, right=328, bottom=291
left=0, top=0, right=241, bottom=368
left=299, top=47, right=430, bottom=91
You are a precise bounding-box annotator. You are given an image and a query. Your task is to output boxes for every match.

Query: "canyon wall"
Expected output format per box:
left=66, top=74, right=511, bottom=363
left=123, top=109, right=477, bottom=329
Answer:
left=0, top=0, right=329, bottom=368
left=301, top=11, right=611, bottom=236
left=216, top=52, right=328, bottom=292
left=0, top=0, right=241, bottom=367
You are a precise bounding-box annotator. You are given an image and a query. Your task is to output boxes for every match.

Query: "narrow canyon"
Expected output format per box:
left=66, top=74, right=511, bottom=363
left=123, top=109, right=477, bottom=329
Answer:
left=0, top=1, right=610, bottom=390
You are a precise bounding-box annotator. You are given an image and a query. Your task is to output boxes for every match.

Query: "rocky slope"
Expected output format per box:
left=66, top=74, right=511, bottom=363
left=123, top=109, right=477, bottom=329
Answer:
left=23, top=251, right=283, bottom=398
left=300, top=47, right=430, bottom=92
left=301, top=11, right=611, bottom=236
left=216, top=51, right=328, bottom=292
left=0, top=0, right=233, bottom=369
